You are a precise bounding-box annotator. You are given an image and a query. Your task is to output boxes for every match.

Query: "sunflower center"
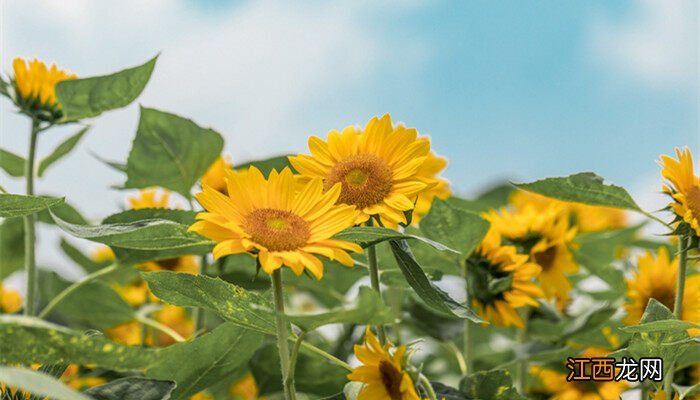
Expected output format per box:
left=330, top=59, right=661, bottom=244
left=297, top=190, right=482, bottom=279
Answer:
left=155, top=257, right=180, bottom=271
left=244, top=208, right=310, bottom=251
left=649, top=287, right=676, bottom=311
left=533, top=245, right=557, bottom=272
left=326, top=153, right=393, bottom=209
left=378, top=359, right=404, bottom=400
left=686, top=185, right=700, bottom=218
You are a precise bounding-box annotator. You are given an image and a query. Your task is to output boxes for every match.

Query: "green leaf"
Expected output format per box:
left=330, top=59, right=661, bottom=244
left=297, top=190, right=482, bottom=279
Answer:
left=124, top=107, right=224, bottom=198
left=407, top=298, right=464, bottom=341
left=37, top=199, right=88, bottom=225
left=0, top=218, right=24, bottom=279
left=84, top=377, right=176, bottom=400
left=0, top=366, right=94, bottom=400
left=562, top=304, right=616, bottom=338
left=236, top=155, right=294, bottom=176
left=619, top=319, right=700, bottom=333
left=250, top=342, right=347, bottom=397
left=514, top=172, right=641, bottom=211
left=60, top=238, right=107, bottom=273
left=677, top=382, right=700, bottom=400
left=0, top=148, right=26, bottom=177
left=143, top=271, right=277, bottom=335
left=146, top=322, right=262, bottom=400
left=288, top=287, right=394, bottom=331
left=102, top=208, right=212, bottom=264
left=334, top=226, right=458, bottom=253
left=56, top=56, right=157, bottom=121
left=459, top=369, right=525, bottom=400
left=37, top=125, right=90, bottom=176
left=0, top=194, right=63, bottom=218
left=420, top=199, right=490, bottom=256
left=50, top=208, right=214, bottom=252
left=429, top=383, right=469, bottom=400
left=389, top=240, right=483, bottom=322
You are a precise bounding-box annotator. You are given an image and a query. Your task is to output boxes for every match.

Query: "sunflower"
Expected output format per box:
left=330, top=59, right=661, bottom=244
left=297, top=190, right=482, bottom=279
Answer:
left=289, top=114, right=438, bottom=227
left=659, top=147, right=700, bottom=236
left=190, top=166, right=362, bottom=279
left=0, top=282, right=22, bottom=314
left=483, top=203, right=578, bottom=304
left=510, top=190, right=627, bottom=233
left=11, top=57, right=76, bottom=120
left=128, top=188, right=172, bottom=209
left=530, top=364, right=627, bottom=400
left=468, top=230, right=544, bottom=328
left=190, top=393, right=214, bottom=400
left=347, top=327, right=420, bottom=400
left=412, top=151, right=451, bottom=223
left=201, top=154, right=233, bottom=195
left=624, top=247, right=700, bottom=336
left=229, top=373, right=268, bottom=400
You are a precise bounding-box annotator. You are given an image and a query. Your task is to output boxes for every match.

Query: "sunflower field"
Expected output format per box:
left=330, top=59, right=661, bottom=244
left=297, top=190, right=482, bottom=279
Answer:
left=0, top=56, right=698, bottom=400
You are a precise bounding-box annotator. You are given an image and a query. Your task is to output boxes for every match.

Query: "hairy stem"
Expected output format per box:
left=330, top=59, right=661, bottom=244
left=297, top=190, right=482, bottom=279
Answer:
left=23, top=119, right=40, bottom=316
left=665, top=234, right=690, bottom=400
left=272, top=269, right=295, bottom=399
left=366, top=220, right=388, bottom=345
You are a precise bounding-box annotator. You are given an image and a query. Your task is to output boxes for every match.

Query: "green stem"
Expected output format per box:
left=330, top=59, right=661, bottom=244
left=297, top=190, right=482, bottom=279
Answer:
left=665, top=234, right=690, bottom=400
left=38, top=263, right=119, bottom=318
left=419, top=373, right=437, bottom=400
left=446, top=341, right=467, bottom=376
left=462, top=259, right=473, bottom=375
left=135, top=314, right=186, bottom=343
left=192, top=255, right=209, bottom=333
left=272, top=269, right=295, bottom=400
left=23, top=119, right=40, bottom=316
left=285, top=331, right=306, bottom=400
left=388, top=286, right=403, bottom=343
left=301, top=341, right=352, bottom=371
left=515, top=323, right=528, bottom=394
left=366, top=220, right=388, bottom=345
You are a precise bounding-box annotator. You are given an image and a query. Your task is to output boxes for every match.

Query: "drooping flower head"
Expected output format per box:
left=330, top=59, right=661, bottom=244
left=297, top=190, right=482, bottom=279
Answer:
left=290, top=114, right=439, bottom=227
left=201, top=154, right=233, bottom=195
left=11, top=57, right=76, bottom=121
left=483, top=202, right=578, bottom=304
left=189, top=166, right=362, bottom=279
left=659, top=147, right=700, bottom=236
left=468, top=230, right=544, bottom=328
left=624, top=247, right=700, bottom=336
left=347, top=327, right=420, bottom=400
left=412, top=151, right=451, bottom=224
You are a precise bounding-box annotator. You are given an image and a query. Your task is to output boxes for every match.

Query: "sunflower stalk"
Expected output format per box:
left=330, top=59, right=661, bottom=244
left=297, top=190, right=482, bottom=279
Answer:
left=23, top=118, right=40, bottom=316
left=462, top=259, right=473, bottom=375
left=419, top=373, right=438, bottom=400
left=366, top=218, right=388, bottom=345
left=515, top=317, right=529, bottom=395
left=271, top=269, right=296, bottom=400
left=285, top=331, right=307, bottom=400
left=664, top=234, right=690, bottom=400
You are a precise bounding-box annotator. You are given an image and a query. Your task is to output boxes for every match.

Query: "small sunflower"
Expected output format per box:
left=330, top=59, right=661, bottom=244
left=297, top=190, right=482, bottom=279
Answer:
left=468, top=230, right=544, bottom=328
left=347, top=327, right=420, bottom=400
left=0, top=282, right=22, bottom=314
left=201, top=154, right=233, bottom=195
left=659, top=147, right=700, bottom=236
left=624, top=247, right=700, bottom=336
left=229, top=373, right=267, bottom=400
left=11, top=57, right=76, bottom=121
left=412, top=151, right=451, bottom=224
left=530, top=364, right=627, bottom=400
left=128, top=188, right=172, bottom=209
left=190, top=166, right=362, bottom=279
left=484, top=203, right=578, bottom=304
left=289, top=114, right=438, bottom=227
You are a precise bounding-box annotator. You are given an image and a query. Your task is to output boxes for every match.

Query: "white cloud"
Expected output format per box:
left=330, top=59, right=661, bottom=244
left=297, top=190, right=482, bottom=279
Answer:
left=588, top=0, right=698, bottom=91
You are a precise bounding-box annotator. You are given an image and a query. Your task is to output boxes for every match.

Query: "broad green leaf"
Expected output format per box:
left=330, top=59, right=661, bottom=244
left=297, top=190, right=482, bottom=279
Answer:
left=0, top=315, right=157, bottom=371
left=514, top=172, right=641, bottom=211
left=619, top=319, right=700, bottom=333
left=419, top=199, right=490, bottom=256
left=0, top=148, right=25, bottom=177
left=250, top=342, right=347, bottom=397
left=389, top=240, right=483, bottom=322
left=102, top=208, right=212, bottom=263
left=60, top=238, right=107, bottom=273
left=0, top=194, right=63, bottom=218
left=143, top=271, right=277, bottom=335
left=677, top=382, right=700, bottom=400
left=288, top=287, right=394, bottom=331
left=407, top=298, right=464, bottom=341
left=0, top=218, right=24, bottom=279
left=573, top=227, right=641, bottom=293
left=50, top=209, right=214, bottom=251
left=37, top=199, right=88, bottom=225
left=562, top=304, right=616, bottom=338
left=56, top=56, right=157, bottom=121
left=459, top=370, right=525, bottom=400
left=334, top=226, right=458, bottom=253
left=37, top=125, right=90, bottom=176
left=0, top=366, right=94, bottom=400
left=146, top=323, right=262, bottom=400
left=124, top=107, right=224, bottom=198
left=430, top=383, right=469, bottom=400
left=85, top=377, right=176, bottom=400
left=236, top=155, right=294, bottom=176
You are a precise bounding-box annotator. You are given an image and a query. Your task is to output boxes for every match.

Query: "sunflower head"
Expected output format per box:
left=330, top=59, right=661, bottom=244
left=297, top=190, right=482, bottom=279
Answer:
left=467, top=230, right=544, bottom=328
left=0, top=282, right=23, bottom=314
left=347, top=327, right=420, bottom=400
left=530, top=364, right=627, bottom=400
left=190, top=166, right=362, bottom=279
left=229, top=373, right=266, bottom=400
left=11, top=57, right=76, bottom=121
left=412, top=151, right=451, bottom=224
left=659, top=147, right=700, bottom=237
left=201, top=154, right=233, bottom=195
left=290, top=114, right=439, bottom=227
left=128, top=188, right=172, bottom=209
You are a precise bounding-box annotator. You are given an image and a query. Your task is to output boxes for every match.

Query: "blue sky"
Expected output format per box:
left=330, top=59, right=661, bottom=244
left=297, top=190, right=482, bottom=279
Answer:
left=1, top=0, right=697, bottom=254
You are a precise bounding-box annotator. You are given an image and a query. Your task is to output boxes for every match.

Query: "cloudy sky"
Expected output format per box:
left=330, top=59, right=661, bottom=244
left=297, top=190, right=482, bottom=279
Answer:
left=1, top=0, right=698, bottom=277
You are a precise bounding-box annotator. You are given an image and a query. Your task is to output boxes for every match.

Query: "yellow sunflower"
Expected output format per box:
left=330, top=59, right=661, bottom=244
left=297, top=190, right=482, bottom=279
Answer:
left=483, top=203, right=578, bottom=304
left=229, top=373, right=268, bottom=400
left=0, top=282, right=22, bottom=314
left=412, top=151, right=451, bottom=224
left=201, top=154, right=233, bottom=195
left=128, top=188, right=172, bottom=209
left=347, top=327, right=420, bottom=400
left=530, top=365, right=627, bottom=400
left=624, top=247, right=700, bottom=336
left=510, top=190, right=627, bottom=233
left=659, top=147, right=700, bottom=236
left=190, top=166, right=362, bottom=279
left=468, top=230, right=544, bottom=328
left=289, top=114, right=437, bottom=227
left=11, top=57, right=76, bottom=120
